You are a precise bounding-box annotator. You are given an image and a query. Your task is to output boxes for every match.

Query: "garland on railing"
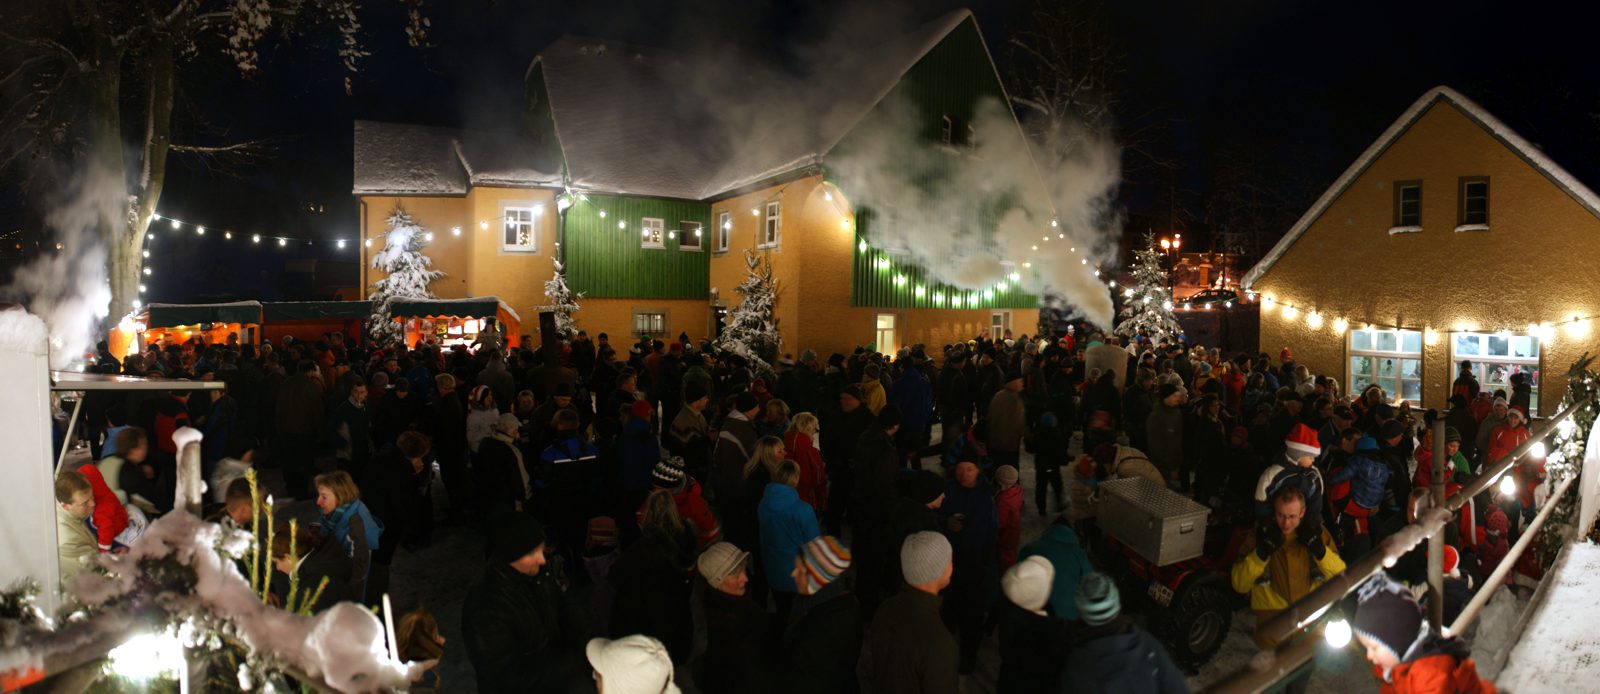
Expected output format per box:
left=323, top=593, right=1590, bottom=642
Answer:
left=1538, top=353, right=1600, bottom=567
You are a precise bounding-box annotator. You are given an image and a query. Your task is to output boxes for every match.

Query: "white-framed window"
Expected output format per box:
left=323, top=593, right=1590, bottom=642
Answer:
left=716, top=211, right=730, bottom=252
left=502, top=204, right=541, bottom=252
left=633, top=310, right=666, bottom=337
left=1460, top=177, right=1489, bottom=226
left=761, top=201, right=781, bottom=247
left=1394, top=181, right=1421, bottom=227
left=640, top=217, right=665, bottom=249
left=1453, top=332, right=1540, bottom=415
left=940, top=115, right=953, bottom=146
left=1348, top=327, right=1423, bottom=405
left=679, top=221, right=703, bottom=251
left=875, top=313, right=898, bottom=354
left=990, top=311, right=1010, bottom=341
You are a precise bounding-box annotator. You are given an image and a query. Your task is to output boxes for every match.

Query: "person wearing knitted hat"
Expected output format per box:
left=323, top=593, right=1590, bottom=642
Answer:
left=940, top=459, right=1000, bottom=673
left=860, top=362, right=888, bottom=415
left=997, top=556, right=1064, bottom=693
left=823, top=378, right=876, bottom=536
left=849, top=403, right=904, bottom=619
left=617, top=396, right=664, bottom=513
left=987, top=366, right=1029, bottom=472
left=462, top=514, right=584, bottom=694
left=867, top=531, right=958, bottom=694
left=697, top=542, right=774, bottom=694
left=780, top=536, right=863, bottom=694
left=1254, top=422, right=1327, bottom=535
left=588, top=634, right=682, bottom=694
left=476, top=413, right=530, bottom=515
left=994, top=464, right=1023, bottom=570
left=464, top=383, right=500, bottom=453
left=1146, top=379, right=1187, bottom=485
left=665, top=380, right=712, bottom=483
left=1233, top=486, right=1346, bottom=655
left=1063, top=572, right=1187, bottom=693
left=641, top=456, right=721, bottom=550
left=1352, top=575, right=1493, bottom=692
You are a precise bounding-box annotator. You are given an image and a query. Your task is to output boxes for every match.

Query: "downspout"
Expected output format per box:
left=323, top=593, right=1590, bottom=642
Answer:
left=358, top=199, right=369, bottom=297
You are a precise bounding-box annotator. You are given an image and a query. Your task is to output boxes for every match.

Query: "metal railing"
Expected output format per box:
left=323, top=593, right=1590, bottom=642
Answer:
left=1202, top=396, right=1591, bottom=694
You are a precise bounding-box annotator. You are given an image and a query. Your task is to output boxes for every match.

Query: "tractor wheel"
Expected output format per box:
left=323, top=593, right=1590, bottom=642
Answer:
left=1152, top=578, right=1232, bottom=670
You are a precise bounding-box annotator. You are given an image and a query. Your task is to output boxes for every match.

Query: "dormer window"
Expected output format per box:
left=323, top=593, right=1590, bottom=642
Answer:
left=940, top=115, right=953, bottom=147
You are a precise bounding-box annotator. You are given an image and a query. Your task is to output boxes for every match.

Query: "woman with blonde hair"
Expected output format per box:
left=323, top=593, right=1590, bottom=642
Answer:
left=732, top=435, right=786, bottom=606
left=784, top=413, right=828, bottom=513
left=609, top=488, right=697, bottom=662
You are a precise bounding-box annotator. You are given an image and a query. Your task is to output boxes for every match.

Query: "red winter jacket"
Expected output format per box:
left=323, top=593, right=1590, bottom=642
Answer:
left=1374, top=653, right=1496, bottom=694
left=640, top=478, right=721, bottom=550
left=783, top=431, right=828, bottom=513
left=77, top=464, right=128, bottom=551
left=996, top=484, right=1023, bottom=570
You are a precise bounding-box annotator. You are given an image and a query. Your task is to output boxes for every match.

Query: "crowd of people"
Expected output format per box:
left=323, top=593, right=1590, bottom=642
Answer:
left=50, top=324, right=1520, bottom=693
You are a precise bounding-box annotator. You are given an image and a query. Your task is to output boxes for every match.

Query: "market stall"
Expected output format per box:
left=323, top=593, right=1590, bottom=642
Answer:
left=388, top=296, right=521, bottom=349
left=261, top=300, right=372, bottom=346
left=109, top=301, right=263, bottom=358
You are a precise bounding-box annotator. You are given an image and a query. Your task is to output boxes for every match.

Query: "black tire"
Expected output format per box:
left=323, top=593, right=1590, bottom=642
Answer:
left=1151, top=577, right=1231, bottom=670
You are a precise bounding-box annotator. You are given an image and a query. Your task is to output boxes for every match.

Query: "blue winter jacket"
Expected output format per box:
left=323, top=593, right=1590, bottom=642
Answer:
left=1328, top=437, right=1391, bottom=510
left=1062, top=620, right=1188, bottom=694
left=890, top=368, right=935, bottom=434
left=1018, top=523, right=1096, bottom=620
left=616, top=416, right=662, bottom=494
left=940, top=476, right=999, bottom=566
left=758, top=482, right=820, bottom=593
left=322, top=499, right=383, bottom=554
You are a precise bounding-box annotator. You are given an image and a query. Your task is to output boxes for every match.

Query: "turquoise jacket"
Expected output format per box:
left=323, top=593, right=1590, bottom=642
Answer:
left=1019, top=522, right=1095, bottom=620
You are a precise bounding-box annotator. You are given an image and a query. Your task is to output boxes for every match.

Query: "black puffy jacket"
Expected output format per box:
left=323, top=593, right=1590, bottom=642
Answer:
left=460, top=564, right=582, bottom=694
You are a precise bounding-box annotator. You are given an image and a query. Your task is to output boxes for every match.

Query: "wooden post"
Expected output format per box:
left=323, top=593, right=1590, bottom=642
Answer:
left=1427, top=416, right=1446, bottom=634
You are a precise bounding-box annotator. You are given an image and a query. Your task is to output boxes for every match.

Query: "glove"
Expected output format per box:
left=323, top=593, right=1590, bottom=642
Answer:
left=1299, top=528, right=1326, bottom=560
left=1254, top=521, right=1283, bottom=560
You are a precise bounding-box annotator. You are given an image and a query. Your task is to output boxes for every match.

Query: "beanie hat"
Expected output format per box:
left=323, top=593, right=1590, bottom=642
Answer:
left=1002, top=556, right=1055, bottom=614
left=630, top=399, right=654, bottom=420
left=1280, top=347, right=1293, bottom=360
left=734, top=392, right=759, bottom=412
left=900, top=531, right=952, bottom=585
left=877, top=404, right=903, bottom=429
left=840, top=384, right=865, bottom=402
left=1157, top=383, right=1183, bottom=400
left=652, top=457, right=687, bottom=488
left=469, top=384, right=492, bottom=407
left=1354, top=576, right=1424, bottom=667
left=1040, top=411, right=1059, bottom=428
left=1442, top=545, right=1460, bottom=578
left=586, top=516, right=619, bottom=549
left=696, top=542, right=749, bottom=587
left=1334, top=405, right=1356, bottom=420
left=1445, top=427, right=1462, bottom=444
left=684, top=383, right=709, bottom=403
left=1230, top=425, right=1251, bottom=440
left=1076, top=572, right=1122, bottom=626
left=553, top=382, right=576, bottom=397
left=586, top=636, right=681, bottom=694
left=489, top=514, right=547, bottom=564
left=1004, top=370, right=1023, bottom=385
left=1284, top=423, right=1321, bottom=459
left=906, top=470, right=945, bottom=506
left=1380, top=420, right=1406, bottom=441
left=1356, top=436, right=1379, bottom=452
left=1089, top=410, right=1113, bottom=430
left=493, top=412, right=522, bottom=435
left=1485, top=507, right=1509, bottom=536
left=798, top=536, right=851, bottom=594
left=995, top=465, right=1020, bottom=489
left=800, top=348, right=817, bottom=364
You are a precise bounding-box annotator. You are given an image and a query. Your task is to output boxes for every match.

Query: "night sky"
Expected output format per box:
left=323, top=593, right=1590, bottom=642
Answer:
left=17, top=0, right=1600, bottom=301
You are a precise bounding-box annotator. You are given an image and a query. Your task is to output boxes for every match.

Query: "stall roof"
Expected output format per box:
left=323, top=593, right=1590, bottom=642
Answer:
left=51, top=372, right=227, bottom=392
left=263, top=300, right=374, bottom=321
left=143, top=301, right=263, bottom=328
left=389, top=297, right=521, bottom=322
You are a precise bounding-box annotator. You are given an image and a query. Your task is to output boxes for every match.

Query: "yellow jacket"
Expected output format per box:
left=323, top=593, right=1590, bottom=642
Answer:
left=862, top=377, right=886, bottom=415
left=1231, top=526, right=1346, bottom=646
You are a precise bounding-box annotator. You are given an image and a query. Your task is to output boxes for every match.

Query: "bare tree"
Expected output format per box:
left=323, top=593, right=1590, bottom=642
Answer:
left=0, top=0, right=428, bottom=322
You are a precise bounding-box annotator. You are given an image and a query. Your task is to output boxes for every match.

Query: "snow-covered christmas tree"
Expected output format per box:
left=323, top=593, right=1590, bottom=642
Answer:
left=369, top=206, right=444, bottom=346
left=535, top=260, right=583, bottom=338
left=1113, top=234, right=1183, bottom=343
left=715, top=250, right=780, bottom=372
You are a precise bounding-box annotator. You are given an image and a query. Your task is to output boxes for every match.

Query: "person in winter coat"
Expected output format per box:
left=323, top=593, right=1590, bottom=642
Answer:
left=1146, top=383, right=1188, bottom=485
left=462, top=514, right=585, bottom=694
left=1327, top=435, right=1392, bottom=558
left=314, top=470, right=380, bottom=603
left=712, top=392, right=762, bottom=520
left=878, top=469, right=944, bottom=609
left=867, top=531, right=959, bottom=694
left=1444, top=396, right=1480, bottom=468
left=1473, top=398, right=1510, bottom=467
left=425, top=373, right=469, bottom=516
left=1063, top=572, right=1188, bottom=694
left=77, top=461, right=136, bottom=552
left=1018, top=513, right=1095, bottom=620
left=275, top=360, right=326, bottom=497
left=1485, top=407, right=1530, bottom=470
left=997, top=556, right=1064, bottom=693
left=759, top=460, right=823, bottom=627
left=464, top=384, right=500, bottom=453
left=1353, top=574, right=1495, bottom=694
left=890, top=356, right=935, bottom=463
left=861, top=364, right=888, bottom=415
left=269, top=521, right=354, bottom=613
left=586, top=634, right=683, bottom=694
left=851, top=404, right=903, bottom=616
left=697, top=542, right=774, bottom=694
left=476, top=413, right=532, bottom=515
left=667, top=383, right=714, bottom=482
left=1509, top=371, right=1532, bottom=418
left=987, top=372, right=1029, bottom=470
left=617, top=399, right=663, bottom=511
left=1414, top=427, right=1472, bottom=489
left=609, top=489, right=697, bottom=663
left=361, top=431, right=434, bottom=600
left=941, top=460, right=999, bottom=673
left=1477, top=507, right=1510, bottom=578
left=56, top=470, right=100, bottom=580
left=1123, top=370, right=1157, bottom=451
left=995, top=465, right=1023, bottom=570
left=781, top=536, right=863, bottom=694
left=1232, top=487, right=1347, bottom=651
left=643, top=457, right=721, bottom=549
left=1027, top=412, right=1069, bottom=515
left=822, top=385, right=874, bottom=534
left=1255, top=423, right=1326, bottom=532
left=327, top=382, right=373, bottom=474
left=783, top=413, right=828, bottom=513
left=938, top=352, right=973, bottom=445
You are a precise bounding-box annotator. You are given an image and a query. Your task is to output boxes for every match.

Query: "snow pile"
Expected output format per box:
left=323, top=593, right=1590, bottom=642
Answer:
left=170, top=426, right=207, bottom=512
left=1498, top=542, right=1600, bottom=691
left=1468, top=587, right=1526, bottom=680
left=0, top=309, right=49, bottom=357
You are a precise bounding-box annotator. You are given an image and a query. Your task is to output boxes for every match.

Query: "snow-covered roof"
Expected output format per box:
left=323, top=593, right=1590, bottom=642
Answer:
left=532, top=10, right=977, bottom=200
left=1244, top=86, right=1600, bottom=289
left=353, top=123, right=561, bottom=196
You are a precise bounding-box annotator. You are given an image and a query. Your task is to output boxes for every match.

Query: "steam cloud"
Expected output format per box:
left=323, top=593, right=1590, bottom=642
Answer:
left=2, top=164, right=116, bottom=369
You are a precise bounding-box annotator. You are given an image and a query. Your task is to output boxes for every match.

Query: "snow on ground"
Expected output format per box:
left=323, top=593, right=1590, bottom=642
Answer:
left=1497, top=542, right=1600, bottom=692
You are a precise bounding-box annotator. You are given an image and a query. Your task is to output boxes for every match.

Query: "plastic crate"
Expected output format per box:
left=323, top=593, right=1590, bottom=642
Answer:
left=1099, top=476, right=1210, bottom=566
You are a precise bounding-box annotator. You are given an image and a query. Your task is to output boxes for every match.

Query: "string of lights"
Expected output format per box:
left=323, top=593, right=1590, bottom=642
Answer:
left=1254, top=292, right=1594, bottom=342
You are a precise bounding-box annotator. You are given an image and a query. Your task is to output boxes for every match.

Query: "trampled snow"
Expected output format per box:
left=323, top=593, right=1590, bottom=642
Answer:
left=1497, top=542, right=1600, bottom=691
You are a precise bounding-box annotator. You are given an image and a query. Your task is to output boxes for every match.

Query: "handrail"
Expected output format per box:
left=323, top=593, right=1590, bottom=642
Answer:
left=1203, top=395, right=1591, bottom=693
left=1448, top=473, right=1577, bottom=635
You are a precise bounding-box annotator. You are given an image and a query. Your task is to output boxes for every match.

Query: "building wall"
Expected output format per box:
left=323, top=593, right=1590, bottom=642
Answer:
left=360, top=196, right=474, bottom=299
left=565, top=194, right=711, bottom=299
left=1253, top=101, right=1600, bottom=413
left=577, top=298, right=711, bottom=346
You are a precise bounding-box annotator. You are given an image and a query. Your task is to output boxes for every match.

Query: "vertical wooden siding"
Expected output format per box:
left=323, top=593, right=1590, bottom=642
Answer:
left=565, top=193, right=711, bottom=299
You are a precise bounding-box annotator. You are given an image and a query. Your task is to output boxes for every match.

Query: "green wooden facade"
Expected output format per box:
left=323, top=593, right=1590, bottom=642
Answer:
left=830, top=17, right=1046, bottom=310
left=563, top=194, right=711, bottom=299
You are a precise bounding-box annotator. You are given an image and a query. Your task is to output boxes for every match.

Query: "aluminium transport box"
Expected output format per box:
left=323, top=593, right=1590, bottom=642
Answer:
left=1099, top=477, right=1211, bottom=565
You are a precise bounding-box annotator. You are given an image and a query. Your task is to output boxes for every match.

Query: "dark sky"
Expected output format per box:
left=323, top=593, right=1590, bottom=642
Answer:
left=81, top=0, right=1600, bottom=300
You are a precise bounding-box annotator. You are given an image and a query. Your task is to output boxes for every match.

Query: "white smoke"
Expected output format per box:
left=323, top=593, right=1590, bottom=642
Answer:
left=2, top=164, right=117, bottom=369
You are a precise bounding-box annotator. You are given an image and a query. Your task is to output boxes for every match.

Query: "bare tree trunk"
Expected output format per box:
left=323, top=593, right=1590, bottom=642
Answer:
left=108, top=40, right=174, bottom=321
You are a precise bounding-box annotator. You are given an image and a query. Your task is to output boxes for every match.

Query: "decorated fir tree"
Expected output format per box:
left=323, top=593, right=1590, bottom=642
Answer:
left=715, top=250, right=780, bottom=372
left=536, top=259, right=583, bottom=338
left=368, top=206, right=444, bottom=346
left=1113, top=234, right=1183, bottom=343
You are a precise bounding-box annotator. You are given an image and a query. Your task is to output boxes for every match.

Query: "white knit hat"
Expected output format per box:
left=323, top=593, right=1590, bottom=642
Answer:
left=586, top=635, right=681, bottom=694
left=900, top=531, right=952, bottom=585
left=1002, top=556, right=1055, bottom=613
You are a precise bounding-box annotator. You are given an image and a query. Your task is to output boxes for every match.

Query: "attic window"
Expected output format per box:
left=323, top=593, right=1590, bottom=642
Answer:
left=641, top=218, right=665, bottom=249
left=941, top=115, right=953, bottom=147
left=1459, top=177, right=1489, bottom=226
left=679, top=221, right=703, bottom=251
left=1393, top=181, right=1421, bottom=227
left=502, top=204, right=541, bottom=253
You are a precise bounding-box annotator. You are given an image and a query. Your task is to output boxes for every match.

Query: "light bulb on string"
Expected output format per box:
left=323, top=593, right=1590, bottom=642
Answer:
left=139, top=284, right=147, bottom=293
left=914, top=285, right=925, bottom=297
left=278, top=237, right=288, bottom=246
left=422, top=232, right=433, bottom=242
left=824, top=191, right=833, bottom=201
left=1051, top=219, right=1058, bottom=228
left=480, top=220, right=489, bottom=230
left=142, top=250, right=150, bottom=258
left=365, top=239, right=372, bottom=248
left=152, top=214, right=162, bottom=221
left=147, top=233, right=153, bottom=240
left=224, top=231, right=232, bottom=240
left=858, top=240, right=868, bottom=252
left=196, top=226, right=205, bottom=235
left=252, top=234, right=261, bottom=243
left=336, top=239, right=346, bottom=249
left=452, top=226, right=462, bottom=236
left=618, top=221, right=626, bottom=230
left=169, top=219, right=179, bottom=229
left=751, top=208, right=760, bottom=217
left=599, top=210, right=608, bottom=219
left=143, top=267, right=151, bottom=275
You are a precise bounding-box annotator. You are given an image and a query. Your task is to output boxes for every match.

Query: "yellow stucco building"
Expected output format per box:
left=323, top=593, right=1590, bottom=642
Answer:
left=1244, top=86, right=1600, bottom=414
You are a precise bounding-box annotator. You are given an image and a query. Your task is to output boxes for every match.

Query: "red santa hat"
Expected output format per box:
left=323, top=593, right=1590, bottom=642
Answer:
left=1442, top=545, right=1460, bottom=578
left=1284, top=423, right=1321, bottom=459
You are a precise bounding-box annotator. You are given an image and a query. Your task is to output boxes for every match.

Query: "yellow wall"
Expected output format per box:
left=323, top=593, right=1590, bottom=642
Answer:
left=578, top=298, right=712, bottom=345
left=1253, top=101, right=1600, bottom=413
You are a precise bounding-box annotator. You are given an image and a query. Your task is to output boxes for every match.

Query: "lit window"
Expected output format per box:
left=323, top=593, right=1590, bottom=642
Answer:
left=641, top=218, right=665, bottom=249
left=1453, top=332, right=1539, bottom=414
left=1348, top=328, right=1423, bottom=405
left=678, top=221, right=702, bottom=251
left=875, top=313, right=898, bottom=354
left=990, top=311, right=1011, bottom=341
left=502, top=205, right=541, bottom=252
left=761, top=202, right=781, bottom=248
left=716, top=211, right=730, bottom=252
left=1460, top=178, right=1489, bottom=226
left=633, top=311, right=666, bottom=337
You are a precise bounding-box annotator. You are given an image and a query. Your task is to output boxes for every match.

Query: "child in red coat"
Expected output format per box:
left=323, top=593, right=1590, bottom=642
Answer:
left=76, top=464, right=138, bottom=552
left=995, top=464, right=1023, bottom=570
